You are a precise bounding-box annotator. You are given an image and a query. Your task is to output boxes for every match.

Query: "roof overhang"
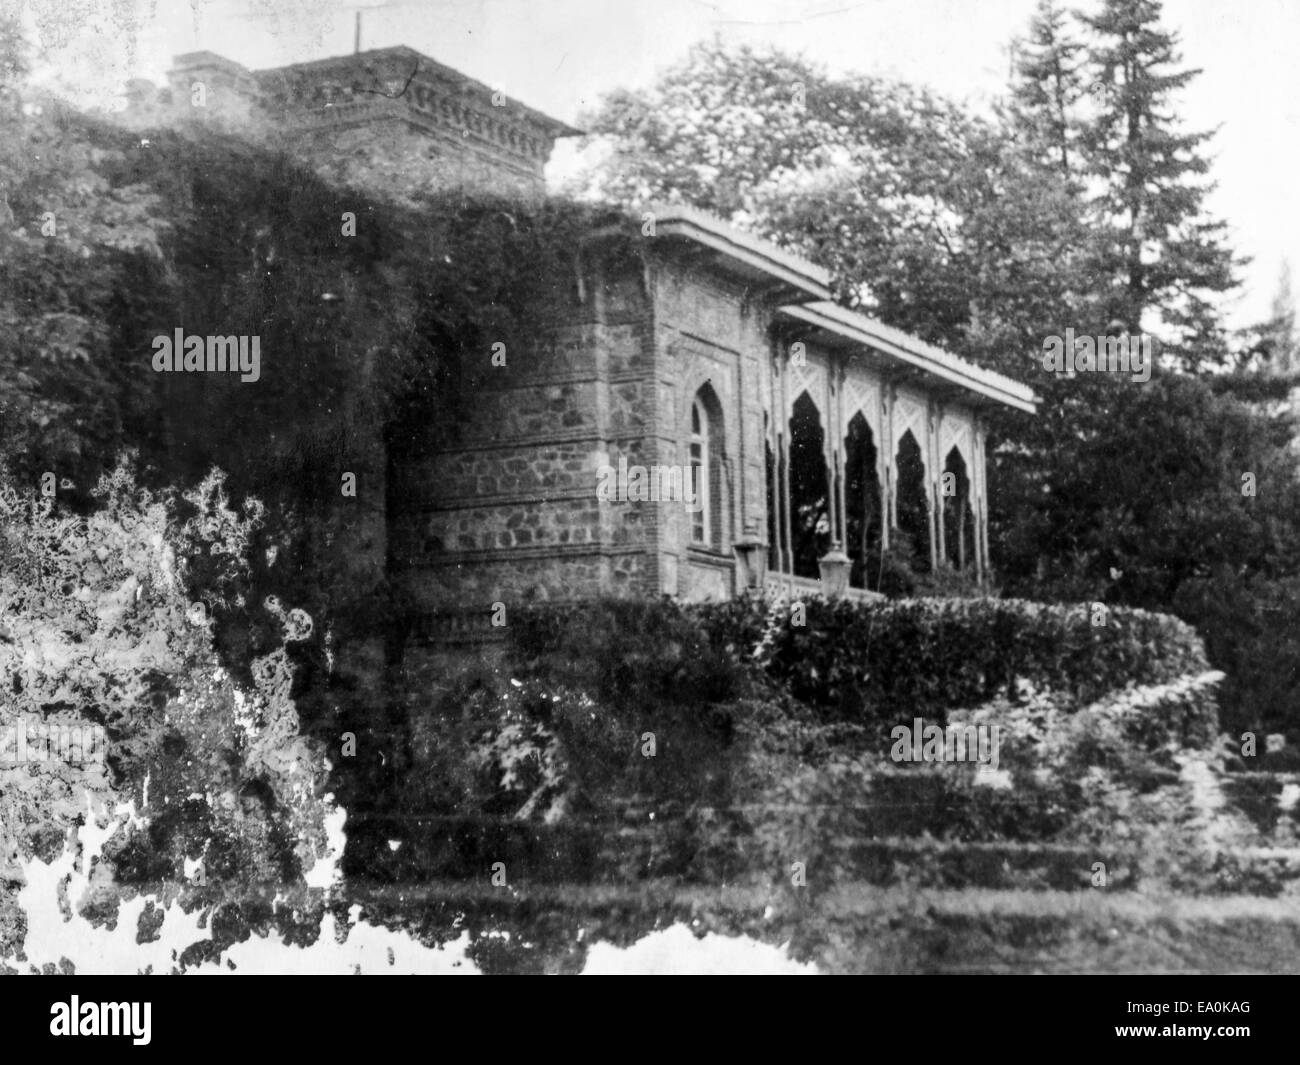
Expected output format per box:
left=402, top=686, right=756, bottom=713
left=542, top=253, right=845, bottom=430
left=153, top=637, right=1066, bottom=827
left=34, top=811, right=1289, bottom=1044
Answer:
left=647, top=205, right=832, bottom=303
left=778, top=301, right=1038, bottom=414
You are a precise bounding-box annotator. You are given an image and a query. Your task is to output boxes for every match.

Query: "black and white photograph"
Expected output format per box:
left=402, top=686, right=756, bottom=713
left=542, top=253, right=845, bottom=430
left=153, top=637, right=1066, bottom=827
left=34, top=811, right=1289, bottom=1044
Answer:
left=0, top=0, right=1295, bottom=1021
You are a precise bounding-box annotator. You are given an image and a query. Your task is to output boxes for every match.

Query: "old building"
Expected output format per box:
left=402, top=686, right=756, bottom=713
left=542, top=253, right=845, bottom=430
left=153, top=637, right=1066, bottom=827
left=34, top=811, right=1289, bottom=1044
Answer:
left=153, top=46, right=1036, bottom=643
left=389, top=204, right=1037, bottom=646
left=161, top=46, right=578, bottom=200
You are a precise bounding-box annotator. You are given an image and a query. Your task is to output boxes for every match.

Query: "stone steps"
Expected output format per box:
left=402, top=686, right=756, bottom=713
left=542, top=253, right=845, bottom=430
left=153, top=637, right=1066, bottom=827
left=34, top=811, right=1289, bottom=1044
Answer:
left=793, top=886, right=1300, bottom=973
left=339, top=755, right=1300, bottom=899
left=334, top=876, right=1300, bottom=972
left=340, top=808, right=1300, bottom=895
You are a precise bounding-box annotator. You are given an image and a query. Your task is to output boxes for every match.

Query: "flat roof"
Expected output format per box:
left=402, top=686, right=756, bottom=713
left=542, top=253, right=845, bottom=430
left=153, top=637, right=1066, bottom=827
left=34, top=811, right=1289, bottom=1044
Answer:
left=648, top=204, right=832, bottom=302
left=638, top=208, right=1037, bottom=411
left=254, top=46, right=582, bottom=138
left=779, top=300, right=1038, bottom=414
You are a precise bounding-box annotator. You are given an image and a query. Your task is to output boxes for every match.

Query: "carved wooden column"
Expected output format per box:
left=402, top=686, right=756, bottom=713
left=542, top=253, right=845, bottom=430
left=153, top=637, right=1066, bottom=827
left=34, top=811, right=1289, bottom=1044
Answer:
left=934, top=405, right=946, bottom=571
left=878, top=385, right=890, bottom=552
left=925, top=402, right=938, bottom=572
left=779, top=347, right=794, bottom=578
left=974, top=416, right=988, bottom=583
left=883, top=384, right=897, bottom=544
left=832, top=360, right=845, bottom=547
left=823, top=357, right=839, bottom=549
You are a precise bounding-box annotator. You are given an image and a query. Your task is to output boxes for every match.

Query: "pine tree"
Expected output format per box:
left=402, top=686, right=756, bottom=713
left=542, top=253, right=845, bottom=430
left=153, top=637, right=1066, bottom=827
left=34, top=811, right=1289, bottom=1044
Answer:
left=1263, top=260, right=1299, bottom=376
left=1079, top=0, right=1240, bottom=365
left=1007, top=0, right=1087, bottom=185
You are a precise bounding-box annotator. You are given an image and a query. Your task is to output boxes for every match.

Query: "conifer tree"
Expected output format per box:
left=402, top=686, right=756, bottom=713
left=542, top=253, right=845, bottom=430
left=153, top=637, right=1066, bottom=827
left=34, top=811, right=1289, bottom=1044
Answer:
left=1262, top=260, right=1299, bottom=376
left=1079, top=0, right=1240, bottom=365
left=1008, top=0, right=1087, bottom=185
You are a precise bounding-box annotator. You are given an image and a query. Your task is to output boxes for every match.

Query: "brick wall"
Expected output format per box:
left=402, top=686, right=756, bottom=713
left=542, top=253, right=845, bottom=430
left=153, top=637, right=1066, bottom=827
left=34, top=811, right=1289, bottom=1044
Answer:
left=649, top=254, right=772, bottom=602
left=389, top=250, right=664, bottom=626
left=388, top=239, right=813, bottom=629
left=154, top=48, right=569, bottom=204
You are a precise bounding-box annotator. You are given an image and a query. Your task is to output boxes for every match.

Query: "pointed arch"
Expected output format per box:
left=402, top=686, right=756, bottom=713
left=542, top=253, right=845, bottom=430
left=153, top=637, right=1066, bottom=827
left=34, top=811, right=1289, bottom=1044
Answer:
left=688, top=382, right=726, bottom=549
left=844, top=412, right=883, bottom=590
left=789, top=390, right=831, bottom=579
left=894, top=428, right=930, bottom=574
left=941, top=446, right=975, bottom=571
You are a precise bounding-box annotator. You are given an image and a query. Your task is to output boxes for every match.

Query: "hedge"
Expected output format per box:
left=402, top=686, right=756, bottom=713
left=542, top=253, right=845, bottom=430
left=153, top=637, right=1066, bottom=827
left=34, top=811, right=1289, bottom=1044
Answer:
left=691, top=594, right=1211, bottom=722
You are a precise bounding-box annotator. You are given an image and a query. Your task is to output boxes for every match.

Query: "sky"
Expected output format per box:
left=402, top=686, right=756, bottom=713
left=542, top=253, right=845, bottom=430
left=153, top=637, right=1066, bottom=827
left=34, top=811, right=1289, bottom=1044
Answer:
left=12, top=0, right=1299, bottom=330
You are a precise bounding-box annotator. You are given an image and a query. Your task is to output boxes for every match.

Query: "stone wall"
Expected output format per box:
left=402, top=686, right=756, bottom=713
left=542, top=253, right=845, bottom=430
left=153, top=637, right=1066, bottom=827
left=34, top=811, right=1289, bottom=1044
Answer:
left=649, top=255, right=771, bottom=602
left=154, top=47, right=572, bottom=204
left=284, top=116, right=542, bottom=203
left=389, top=250, right=665, bottom=628
left=389, top=227, right=998, bottom=661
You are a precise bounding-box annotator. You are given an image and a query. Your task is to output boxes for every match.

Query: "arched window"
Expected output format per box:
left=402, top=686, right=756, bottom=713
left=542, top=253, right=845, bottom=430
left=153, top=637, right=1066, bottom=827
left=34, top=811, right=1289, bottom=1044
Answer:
left=789, top=391, right=831, bottom=578
left=688, top=385, right=725, bottom=549
left=844, top=413, right=882, bottom=590
left=942, top=446, right=974, bottom=570
left=690, top=398, right=710, bottom=546
left=894, top=429, right=931, bottom=574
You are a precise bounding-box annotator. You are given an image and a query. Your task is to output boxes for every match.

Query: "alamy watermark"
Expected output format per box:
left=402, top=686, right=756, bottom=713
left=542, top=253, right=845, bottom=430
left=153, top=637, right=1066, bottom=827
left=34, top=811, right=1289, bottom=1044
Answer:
left=50, top=997, right=151, bottom=1045
left=151, top=329, right=261, bottom=383
left=1042, top=328, right=1152, bottom=383
left=891, top=717, right=1000, bottom=770
left=0, top=716, right=106, bottom=766
left=596, top=456, right=702, bottom=510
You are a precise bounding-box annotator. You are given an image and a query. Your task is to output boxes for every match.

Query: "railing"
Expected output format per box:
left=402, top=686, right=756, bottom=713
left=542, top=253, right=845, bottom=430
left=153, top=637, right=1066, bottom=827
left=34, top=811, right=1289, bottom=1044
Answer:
left=763, top=573, right=884, bottom=603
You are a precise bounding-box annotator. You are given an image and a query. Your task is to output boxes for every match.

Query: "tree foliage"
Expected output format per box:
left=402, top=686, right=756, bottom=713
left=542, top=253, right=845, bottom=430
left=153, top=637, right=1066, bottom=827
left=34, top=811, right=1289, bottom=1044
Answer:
left=1076, top=0, right=1240, bottom=363
left=570, top=11, right=1300, bottom=739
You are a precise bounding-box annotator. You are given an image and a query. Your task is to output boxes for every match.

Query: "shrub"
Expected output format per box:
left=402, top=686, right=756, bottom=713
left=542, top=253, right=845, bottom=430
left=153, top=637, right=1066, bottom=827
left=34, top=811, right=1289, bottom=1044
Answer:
left=941, top=672, right=1237, bottom=889
left=691, top=594, right=1211, bottom=723
left=376, top=600, right=784, bottom=886
left=510, top=599, right=753, bottom=712
left=866, top=536, right=987, bottom=599
left=951, top=671, right=1225, bottom=772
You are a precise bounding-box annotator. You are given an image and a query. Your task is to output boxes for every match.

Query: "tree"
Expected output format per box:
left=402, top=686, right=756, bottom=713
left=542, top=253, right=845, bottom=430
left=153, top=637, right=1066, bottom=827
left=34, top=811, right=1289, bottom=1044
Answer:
left=571, top=38, right=1085, bottom=364
left=1259, top=260, right=1299, bottom=376
left=1007, top=0, right=1088, bottom=184
left=574, top=30, right=1300, bottom=743
left=0, top=16, right=166, bottom=484
left=1079, top=0, right=1240, bottom=364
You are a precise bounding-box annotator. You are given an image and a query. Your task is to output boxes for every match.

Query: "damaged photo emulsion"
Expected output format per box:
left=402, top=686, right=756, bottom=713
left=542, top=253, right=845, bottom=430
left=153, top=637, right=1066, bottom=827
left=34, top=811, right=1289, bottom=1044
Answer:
left=0, top=716, right=107, bottom=766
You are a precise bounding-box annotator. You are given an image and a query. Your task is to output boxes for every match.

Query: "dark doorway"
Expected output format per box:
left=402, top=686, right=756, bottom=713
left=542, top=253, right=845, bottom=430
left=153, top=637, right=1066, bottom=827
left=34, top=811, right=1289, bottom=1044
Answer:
left=844, top=413, right=882, bottom=589
left=789, top=392, right=831, bottom=579
left=894, top=429, right=931, bottom=574
left=942, top=446, right=974, bottom=571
